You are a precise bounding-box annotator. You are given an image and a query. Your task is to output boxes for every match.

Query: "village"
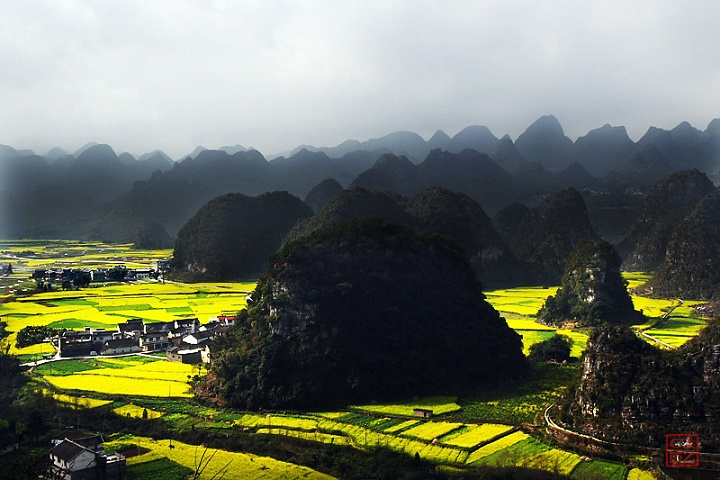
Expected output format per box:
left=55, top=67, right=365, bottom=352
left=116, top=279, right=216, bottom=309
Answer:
left=51, top=313, right=237, bottom=365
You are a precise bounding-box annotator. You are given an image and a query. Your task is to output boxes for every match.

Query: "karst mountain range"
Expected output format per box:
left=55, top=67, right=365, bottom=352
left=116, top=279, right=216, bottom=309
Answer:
left=2, top=114, right=720, bottom=293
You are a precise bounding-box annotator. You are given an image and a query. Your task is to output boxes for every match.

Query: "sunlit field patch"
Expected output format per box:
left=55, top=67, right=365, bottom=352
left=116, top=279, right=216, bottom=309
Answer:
left=400, top=422, right=463, bottom=441
left=113, top=404, right=164, bottom=419
left=44, top=374, right=192, bottom=397
left=623, top=272, right=652, bottom=290
left=555, top=329, right=589, bottom=358
left=465, top=430, right=529, bottom=464
left=38, top=357, right=196, bottom=397
left=104, top=435, right=335, bottom=480
left=351, top=395, right=461, bottom=416
left=485, top=287, right=559, bottom=316
left=504, top=317, right=555, bottom=331
left=627, top=467, right=655, bottom=480
left=441, top=424, right=514, bottom=449
left=44, top=390, right=112, bottom=409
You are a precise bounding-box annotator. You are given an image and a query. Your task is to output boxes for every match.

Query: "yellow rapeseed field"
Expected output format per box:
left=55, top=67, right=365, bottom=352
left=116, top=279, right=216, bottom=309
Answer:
left=44, top=374, right=192, bottom=397
left=105, top=435, right=336, bottom=480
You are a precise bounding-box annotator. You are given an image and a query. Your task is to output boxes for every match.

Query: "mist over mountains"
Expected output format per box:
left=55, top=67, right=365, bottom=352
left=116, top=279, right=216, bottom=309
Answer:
left=1, top=115, right=719, bottom=250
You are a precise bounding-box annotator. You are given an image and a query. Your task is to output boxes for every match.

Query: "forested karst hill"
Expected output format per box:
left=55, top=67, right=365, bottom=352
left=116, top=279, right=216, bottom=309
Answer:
left=562, top=321, right=720, bottom=450
left=619, top=169, right=715, bottom=271
left=647, top=186, right=720, bottom=299
left=287, top=187, right=523, bottom=288
left=172, top=191, right=313, bottom=280
left=538, top=240, right=644, bottom=326
left=202, top=218, right=527, bottom=409
left=493, top=188, right=599, bottom=284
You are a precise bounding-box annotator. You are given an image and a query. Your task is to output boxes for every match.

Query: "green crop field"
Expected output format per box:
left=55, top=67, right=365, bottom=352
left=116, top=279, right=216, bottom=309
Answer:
left=468, top=436, right=551, bottom=467
left=460, top=363, right=579, bottom=424
left=571, top=459, right=628, bottom=480
left=523, top=448, right=583, bottom=475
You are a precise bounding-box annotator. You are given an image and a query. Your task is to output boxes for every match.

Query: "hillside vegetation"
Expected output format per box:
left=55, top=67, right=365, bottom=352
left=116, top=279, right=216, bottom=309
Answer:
left=203, top=218, right=528, bottom=409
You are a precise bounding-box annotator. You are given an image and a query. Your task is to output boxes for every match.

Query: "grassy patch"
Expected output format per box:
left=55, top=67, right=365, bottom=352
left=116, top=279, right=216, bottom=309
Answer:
left=458, top=363, right=579, bottom=424
left=126, top=457, right=193, bottom=480
left=35, top=359, right=99, bottom=375
left=571, top=459, right=627, bottom=480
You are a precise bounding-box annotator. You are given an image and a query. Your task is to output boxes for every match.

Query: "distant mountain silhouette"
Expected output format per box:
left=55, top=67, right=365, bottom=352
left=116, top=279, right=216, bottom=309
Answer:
left=290, top=187, right=523, bottom=288
left=4, top=114, right=720, bottom=255
left=514, top=115, right=574, bottom=172
left=43, top=147, right=68, bottom=161
left=426, top=130, right=451, bottom=150
left=573, top=124, right=635, bottom=176
left=447, top=125, right=499, bottom=154
left=351, top=149, right=515, bottom=212
left=490, top=134, right=527, bottom=173
left=304, top=178, right=344, bottom=214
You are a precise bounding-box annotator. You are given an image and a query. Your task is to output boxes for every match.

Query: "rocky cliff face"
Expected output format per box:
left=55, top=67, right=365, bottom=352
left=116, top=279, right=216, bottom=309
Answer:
left=563, top=322, right=720, bottom=450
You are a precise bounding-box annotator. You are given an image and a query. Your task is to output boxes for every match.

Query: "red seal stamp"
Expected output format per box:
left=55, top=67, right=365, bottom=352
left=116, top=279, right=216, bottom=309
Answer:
left=666, top=434, right=699, bottom=468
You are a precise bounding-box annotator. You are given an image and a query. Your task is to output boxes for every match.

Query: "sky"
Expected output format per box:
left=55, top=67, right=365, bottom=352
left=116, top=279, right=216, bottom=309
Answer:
left=2, top=0, right=720, bottom=159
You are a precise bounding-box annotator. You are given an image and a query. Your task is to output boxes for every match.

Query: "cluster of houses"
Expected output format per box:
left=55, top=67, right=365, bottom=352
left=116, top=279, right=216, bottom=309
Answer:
left=54, top=314, right=237, bottom=364
left=32, top=260, right=171, bottom=284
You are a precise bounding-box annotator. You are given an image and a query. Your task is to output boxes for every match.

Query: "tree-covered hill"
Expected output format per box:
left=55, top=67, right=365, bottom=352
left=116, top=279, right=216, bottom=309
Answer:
left=202, top=218, right=527, bottom=410
left=619, top=169, right=714, bottom=271
left=538, top=240, right=643, bottom=327
left=288, top=187, right=523, bottom=288
left=562, top=320, right=720, bottom=450
left=494, top=188, right=599, bottom=285
left=171, top=191, right=313, bottom=280
left=647, top=186, right=720, bottom=300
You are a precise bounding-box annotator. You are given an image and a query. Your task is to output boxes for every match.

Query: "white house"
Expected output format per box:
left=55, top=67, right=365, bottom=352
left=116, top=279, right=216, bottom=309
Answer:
left=49, top=436, right=126, bottom=480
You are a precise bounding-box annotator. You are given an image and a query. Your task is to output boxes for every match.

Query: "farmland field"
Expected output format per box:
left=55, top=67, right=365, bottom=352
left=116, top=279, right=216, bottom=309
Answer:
left=1, top=281, right=254, bottom=356
left=571, top=459, right=628, bottom=480
left=351, top=395, right=461, bottom=416
left=38, top=356, right=196, bottom=398
left=104, top=435, right=336, bottom=480
left=1, top=241, right=681, bottom=479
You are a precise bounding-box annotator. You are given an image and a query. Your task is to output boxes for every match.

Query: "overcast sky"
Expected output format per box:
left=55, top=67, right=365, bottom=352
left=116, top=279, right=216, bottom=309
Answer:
left=2, top=1, right=720, bottom=159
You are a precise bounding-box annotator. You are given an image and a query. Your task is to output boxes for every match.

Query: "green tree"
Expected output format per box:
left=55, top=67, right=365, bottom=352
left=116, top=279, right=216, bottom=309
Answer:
left=528, top=334, right=572, bottom=362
